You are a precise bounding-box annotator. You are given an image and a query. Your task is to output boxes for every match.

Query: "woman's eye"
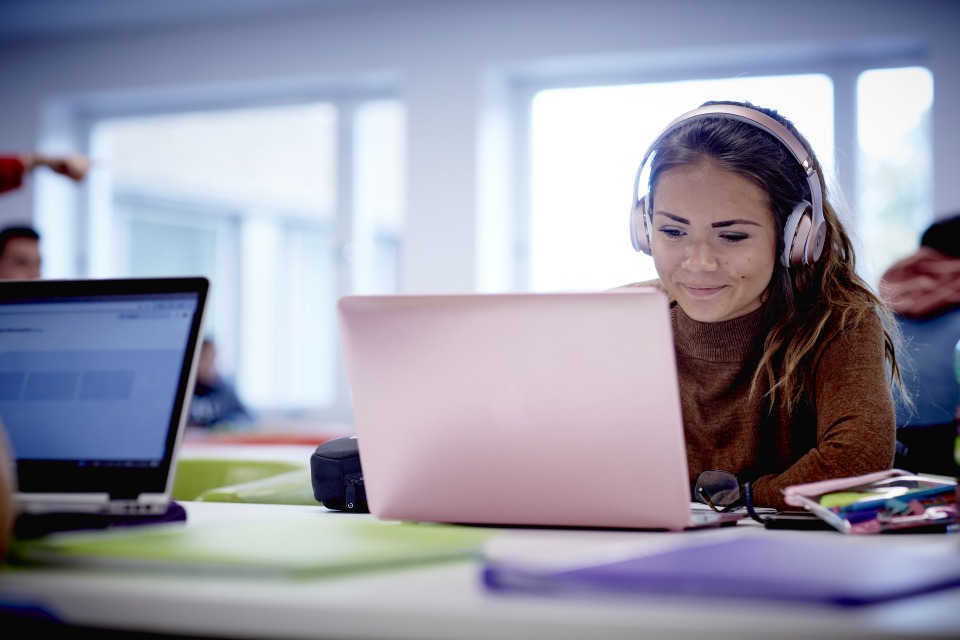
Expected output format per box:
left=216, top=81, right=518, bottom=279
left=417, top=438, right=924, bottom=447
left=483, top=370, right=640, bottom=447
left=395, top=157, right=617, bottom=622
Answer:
left=659, top=227, right=684, bottom=239
left=720, top=232, right=749, bottom=243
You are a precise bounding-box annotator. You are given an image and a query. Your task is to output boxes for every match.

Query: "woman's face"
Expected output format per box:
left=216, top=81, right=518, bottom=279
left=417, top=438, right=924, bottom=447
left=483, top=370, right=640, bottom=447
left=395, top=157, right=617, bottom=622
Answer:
left=650, top=160, right=778, bottom=323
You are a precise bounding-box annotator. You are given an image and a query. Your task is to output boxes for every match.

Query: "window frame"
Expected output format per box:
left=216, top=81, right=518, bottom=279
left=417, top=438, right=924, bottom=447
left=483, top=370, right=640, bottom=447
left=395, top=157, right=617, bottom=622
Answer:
left=55, top=81, right=401, bottom=425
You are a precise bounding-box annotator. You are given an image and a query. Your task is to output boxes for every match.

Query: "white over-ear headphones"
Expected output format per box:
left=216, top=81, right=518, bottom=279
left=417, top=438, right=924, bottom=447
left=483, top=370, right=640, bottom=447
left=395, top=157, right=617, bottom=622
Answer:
left=629, top=104, right=826, bottom=268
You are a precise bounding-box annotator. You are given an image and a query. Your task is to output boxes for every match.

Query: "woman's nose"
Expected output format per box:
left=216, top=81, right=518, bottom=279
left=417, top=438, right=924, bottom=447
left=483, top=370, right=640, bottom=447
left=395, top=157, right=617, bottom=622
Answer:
left=682, top=241, right=718, bottom=271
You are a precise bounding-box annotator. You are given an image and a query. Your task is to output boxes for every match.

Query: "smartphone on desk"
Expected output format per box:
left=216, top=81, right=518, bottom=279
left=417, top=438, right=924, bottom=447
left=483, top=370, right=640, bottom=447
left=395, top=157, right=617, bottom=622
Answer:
left=762, top=512, right=836, bottom=531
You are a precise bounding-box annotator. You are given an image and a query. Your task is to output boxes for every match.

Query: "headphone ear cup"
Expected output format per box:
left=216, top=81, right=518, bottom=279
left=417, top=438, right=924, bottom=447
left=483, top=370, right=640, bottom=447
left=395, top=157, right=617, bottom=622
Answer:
left=782, top=200, right=813, bottom=267
left=630, top=196, right=652, bottom=255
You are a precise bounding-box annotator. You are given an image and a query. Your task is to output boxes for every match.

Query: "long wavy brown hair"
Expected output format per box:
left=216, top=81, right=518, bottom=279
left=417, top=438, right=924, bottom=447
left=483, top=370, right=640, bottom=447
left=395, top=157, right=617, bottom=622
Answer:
left=646, top=100, right=903, bottom=413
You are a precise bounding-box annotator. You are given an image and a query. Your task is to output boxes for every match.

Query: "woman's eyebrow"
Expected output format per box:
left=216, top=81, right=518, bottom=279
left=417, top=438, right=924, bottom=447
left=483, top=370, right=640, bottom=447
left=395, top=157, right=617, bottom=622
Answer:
left=712, top=219, right=762, bottom=228
left=655, top=212, right=761, bottom=228
left=655, top=211, right=690, bottom=224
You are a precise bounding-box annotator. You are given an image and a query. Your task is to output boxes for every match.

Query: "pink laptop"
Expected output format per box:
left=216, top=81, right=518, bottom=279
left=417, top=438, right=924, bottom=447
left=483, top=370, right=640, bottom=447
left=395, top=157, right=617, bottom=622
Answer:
left=337, top=289, right=740, bottom=531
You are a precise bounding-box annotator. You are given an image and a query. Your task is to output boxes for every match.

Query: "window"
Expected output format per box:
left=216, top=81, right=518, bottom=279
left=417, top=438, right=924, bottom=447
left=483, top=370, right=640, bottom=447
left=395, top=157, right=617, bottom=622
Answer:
left=528, top=75, right=833, bottom=292
left=856, top=67, right=934, bottom=286
left=87, top=98, right=406, bottom=422
left=523, top=65, right=932, bottom=293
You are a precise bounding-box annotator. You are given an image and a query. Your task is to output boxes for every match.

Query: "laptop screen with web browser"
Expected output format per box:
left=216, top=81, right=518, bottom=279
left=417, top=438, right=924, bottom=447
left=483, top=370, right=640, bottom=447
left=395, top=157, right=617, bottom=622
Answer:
left=0, top=277, right=208, bottom=514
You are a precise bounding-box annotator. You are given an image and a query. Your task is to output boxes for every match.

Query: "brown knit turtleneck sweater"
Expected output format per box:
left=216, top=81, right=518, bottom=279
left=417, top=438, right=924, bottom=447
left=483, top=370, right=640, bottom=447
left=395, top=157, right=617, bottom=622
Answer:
left=671, top=303, right=896, bottom=510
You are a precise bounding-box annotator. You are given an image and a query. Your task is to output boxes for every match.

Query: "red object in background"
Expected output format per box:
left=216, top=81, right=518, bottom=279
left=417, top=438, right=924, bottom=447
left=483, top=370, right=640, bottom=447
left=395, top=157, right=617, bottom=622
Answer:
left=182, top=428, right=348, bottom=447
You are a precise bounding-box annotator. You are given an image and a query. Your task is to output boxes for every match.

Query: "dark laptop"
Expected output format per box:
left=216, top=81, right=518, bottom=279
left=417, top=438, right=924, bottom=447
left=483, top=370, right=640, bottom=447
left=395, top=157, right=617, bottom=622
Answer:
left=0, top=277, right=208, bottom=516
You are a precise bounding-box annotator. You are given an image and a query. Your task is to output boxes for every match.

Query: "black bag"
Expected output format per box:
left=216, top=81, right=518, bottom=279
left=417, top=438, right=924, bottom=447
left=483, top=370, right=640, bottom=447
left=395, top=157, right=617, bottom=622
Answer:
left=310, top=436, right=368, bottom=512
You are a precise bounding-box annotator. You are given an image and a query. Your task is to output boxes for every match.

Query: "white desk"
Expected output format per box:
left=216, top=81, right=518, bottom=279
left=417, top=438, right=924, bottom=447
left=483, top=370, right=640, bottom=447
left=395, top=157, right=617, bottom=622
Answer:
left=1, top=500, right=959, bottom=639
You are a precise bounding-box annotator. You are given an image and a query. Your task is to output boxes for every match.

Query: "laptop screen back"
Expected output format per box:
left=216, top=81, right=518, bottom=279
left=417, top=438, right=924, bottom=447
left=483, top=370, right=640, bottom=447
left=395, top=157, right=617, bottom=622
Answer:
left=0, top=277, right=208, bottom=510
left=338, top=289, right=695, bottom=530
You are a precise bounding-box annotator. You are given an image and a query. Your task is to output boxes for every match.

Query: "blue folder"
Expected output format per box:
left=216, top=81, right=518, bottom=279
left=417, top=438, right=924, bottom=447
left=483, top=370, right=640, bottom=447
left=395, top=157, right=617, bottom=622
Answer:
left=482, top=535, right=960, bottom=607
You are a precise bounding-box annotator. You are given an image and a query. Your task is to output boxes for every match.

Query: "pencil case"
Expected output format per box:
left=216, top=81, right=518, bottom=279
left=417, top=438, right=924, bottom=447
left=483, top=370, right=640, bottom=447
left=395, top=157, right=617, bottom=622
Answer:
left=310, top=436, right=368, bottom=512
left=782, top=469, right=956, bottom=534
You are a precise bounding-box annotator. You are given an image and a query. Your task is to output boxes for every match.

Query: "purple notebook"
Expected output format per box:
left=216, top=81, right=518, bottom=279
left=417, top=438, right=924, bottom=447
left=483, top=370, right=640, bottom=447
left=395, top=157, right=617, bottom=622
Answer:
left=482, top=535, right=960, bottom=607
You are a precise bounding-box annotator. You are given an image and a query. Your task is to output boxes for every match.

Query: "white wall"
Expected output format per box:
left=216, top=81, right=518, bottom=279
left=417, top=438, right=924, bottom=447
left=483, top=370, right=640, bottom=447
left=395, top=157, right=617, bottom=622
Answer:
left=1, top=0, right=957, bottom=292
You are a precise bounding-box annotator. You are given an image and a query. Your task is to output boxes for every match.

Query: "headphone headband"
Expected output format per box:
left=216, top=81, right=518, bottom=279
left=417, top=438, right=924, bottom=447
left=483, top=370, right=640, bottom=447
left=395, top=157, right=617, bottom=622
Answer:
left=630, top=104, right=826, bottom=266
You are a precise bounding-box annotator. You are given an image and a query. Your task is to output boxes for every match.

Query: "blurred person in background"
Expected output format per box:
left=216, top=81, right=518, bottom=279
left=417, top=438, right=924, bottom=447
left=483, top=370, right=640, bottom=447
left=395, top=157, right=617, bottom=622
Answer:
left=0, top=152, right=91, bottom=552
left=0, top=150, right=90, bottom=280
left=1, top=152, right=90, bottom=194
left=0, top=424, right=14, bottom=563
left=881, top=214, right=960, bottom=477
left=0, top=226, right=41, bottom=280
left=188, top=338, right=253, bottom=429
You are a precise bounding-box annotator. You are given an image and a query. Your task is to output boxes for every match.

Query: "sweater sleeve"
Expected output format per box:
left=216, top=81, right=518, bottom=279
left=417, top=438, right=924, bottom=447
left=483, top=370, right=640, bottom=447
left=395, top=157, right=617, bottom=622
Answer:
left=750, top=312, right=897, bottom=509
left=0, top=157, right=26, bottom=194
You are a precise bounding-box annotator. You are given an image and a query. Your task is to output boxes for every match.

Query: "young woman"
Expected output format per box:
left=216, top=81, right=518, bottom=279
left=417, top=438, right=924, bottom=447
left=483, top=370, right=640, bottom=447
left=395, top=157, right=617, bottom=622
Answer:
left=625, top=101, right=902, bottom=510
